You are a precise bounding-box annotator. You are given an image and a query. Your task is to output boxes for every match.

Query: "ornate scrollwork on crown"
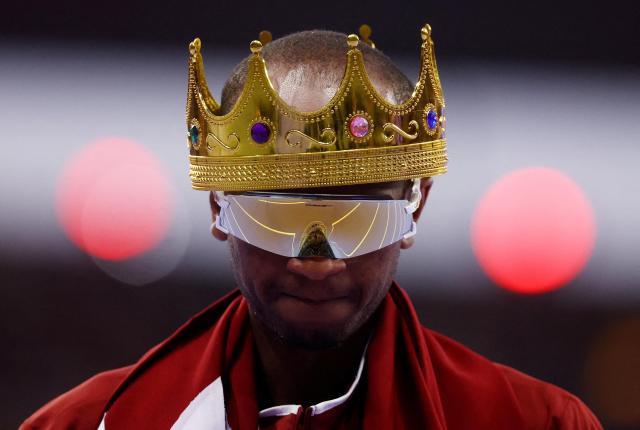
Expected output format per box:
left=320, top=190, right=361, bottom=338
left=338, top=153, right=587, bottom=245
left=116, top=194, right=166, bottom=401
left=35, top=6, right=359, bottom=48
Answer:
left=206, top=132, right=240, bottom=151
left=286, top=128, right=337, bottom=149
left=382, top=120, right=419, bottom=144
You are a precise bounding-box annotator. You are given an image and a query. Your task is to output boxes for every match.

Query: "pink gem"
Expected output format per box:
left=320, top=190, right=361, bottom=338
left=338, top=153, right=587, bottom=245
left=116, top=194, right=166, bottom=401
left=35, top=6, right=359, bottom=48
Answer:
left=349, top=115, right=369, bottom=138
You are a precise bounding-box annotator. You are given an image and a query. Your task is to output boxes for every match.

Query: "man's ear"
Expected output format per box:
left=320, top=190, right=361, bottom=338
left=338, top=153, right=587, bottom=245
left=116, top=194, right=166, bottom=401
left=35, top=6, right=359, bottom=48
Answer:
left=400, top=177, right=433, bottom=250
left=209, top=191, right=228, bottom=241
left=411, top=177, right=433, bottom=223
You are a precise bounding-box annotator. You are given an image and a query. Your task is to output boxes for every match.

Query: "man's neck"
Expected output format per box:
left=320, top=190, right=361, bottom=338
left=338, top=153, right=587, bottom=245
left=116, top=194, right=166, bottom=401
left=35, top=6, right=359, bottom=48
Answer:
left=249, top=315, right=372, bottom=410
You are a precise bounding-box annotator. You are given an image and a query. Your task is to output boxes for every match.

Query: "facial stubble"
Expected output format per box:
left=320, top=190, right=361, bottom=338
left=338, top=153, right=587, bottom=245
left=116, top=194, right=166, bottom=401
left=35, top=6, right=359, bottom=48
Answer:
left=227, top=236, right=401, bottom=349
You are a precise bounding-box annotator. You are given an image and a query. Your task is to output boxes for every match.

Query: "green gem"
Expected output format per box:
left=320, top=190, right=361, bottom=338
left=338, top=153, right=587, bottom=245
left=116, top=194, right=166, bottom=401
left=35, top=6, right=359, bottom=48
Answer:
left=190, top=125, right=199, bottom=146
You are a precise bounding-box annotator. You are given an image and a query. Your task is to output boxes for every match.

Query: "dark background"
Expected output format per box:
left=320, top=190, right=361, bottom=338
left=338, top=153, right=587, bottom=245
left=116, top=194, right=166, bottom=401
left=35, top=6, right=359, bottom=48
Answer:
left=2, top=0, right=639, bottom=429
left=2, top=0, right=638, bottom=65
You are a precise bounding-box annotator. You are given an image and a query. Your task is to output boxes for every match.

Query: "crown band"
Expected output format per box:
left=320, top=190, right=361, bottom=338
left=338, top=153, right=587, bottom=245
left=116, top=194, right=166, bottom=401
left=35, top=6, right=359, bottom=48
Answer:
left=190, top=139, right=447, bottom=191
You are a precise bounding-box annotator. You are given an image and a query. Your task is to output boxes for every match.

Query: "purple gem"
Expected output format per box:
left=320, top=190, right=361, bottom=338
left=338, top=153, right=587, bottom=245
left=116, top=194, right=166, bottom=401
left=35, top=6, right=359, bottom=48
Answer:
left=251, top=122, right=271, bottom=144
left=349, top=115, right=369, bottom=138
left=426, top=109, right=438, bottom=129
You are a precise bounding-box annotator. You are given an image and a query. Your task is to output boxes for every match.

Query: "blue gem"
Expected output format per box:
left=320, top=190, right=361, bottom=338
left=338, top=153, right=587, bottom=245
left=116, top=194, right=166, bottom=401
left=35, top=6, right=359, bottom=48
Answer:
left=427, top=109, right=438, bottom=129
left=190, top=125, right=199, bottom=146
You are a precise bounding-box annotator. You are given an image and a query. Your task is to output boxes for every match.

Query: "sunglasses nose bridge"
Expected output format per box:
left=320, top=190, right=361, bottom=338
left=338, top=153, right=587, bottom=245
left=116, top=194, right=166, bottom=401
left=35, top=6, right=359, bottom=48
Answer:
left=297, top=221, right=336, bottom=259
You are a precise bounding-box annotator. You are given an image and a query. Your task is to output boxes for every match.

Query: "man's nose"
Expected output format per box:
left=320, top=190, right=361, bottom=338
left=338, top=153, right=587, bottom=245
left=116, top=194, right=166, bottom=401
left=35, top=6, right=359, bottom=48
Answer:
left=286, top=257, right=347, bottom=281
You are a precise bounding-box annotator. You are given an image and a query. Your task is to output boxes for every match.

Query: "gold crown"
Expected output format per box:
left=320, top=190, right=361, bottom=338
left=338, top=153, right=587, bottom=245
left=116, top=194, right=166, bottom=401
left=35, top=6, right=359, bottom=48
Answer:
left=186, top=24, right=447, bottom=191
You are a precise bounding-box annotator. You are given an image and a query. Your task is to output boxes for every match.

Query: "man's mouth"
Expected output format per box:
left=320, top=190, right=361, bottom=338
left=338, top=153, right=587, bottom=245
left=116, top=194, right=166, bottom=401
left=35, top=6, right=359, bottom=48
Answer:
left=281, top=292, right=349, bottom=304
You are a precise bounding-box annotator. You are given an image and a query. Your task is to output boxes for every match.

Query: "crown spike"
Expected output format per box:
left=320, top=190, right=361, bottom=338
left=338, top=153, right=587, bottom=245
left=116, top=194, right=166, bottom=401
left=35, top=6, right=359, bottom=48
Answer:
left=189, top=38, right=201, bottom=57
left=358, top=24, right=375, bottom=49
left=186, top=37, right=220, bottom=131
left=249, top=40, right=263, bottom=54
left=259, top=31, right=273, bottom=45
left=421, top=24, right=432, bottom=41
left=347, top=34, right=359, bottom=48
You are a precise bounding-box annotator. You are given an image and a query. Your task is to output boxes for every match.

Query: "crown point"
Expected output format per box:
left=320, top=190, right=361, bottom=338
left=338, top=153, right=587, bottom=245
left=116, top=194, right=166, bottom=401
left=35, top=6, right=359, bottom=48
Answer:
left=347, top=34, right=360, bottom=48
left=259, top=30, right=272, bottom=45
left=189, top=38, right=201, bottom=56
left=359, top=24, right=372, bottom=40
left=358, top=24, right=376, bottom=48
left=250, top=40, right=263, bottom=54
left=421, top=24, right=432, bottom=41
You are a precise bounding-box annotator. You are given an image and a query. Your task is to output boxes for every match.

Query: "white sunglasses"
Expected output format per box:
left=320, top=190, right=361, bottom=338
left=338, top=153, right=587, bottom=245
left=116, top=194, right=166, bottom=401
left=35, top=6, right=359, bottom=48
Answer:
left=214, top=179, right=422, bottom=259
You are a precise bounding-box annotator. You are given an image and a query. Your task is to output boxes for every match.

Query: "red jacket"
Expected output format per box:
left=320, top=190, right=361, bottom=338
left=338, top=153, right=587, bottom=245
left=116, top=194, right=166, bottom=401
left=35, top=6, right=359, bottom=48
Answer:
left=22, top=283, right=602, bottom=429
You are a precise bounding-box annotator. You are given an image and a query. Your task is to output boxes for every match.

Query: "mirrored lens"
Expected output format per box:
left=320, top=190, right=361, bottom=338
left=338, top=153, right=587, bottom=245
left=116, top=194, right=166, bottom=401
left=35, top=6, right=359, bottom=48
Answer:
left=217, top=194, right=414, bottom=258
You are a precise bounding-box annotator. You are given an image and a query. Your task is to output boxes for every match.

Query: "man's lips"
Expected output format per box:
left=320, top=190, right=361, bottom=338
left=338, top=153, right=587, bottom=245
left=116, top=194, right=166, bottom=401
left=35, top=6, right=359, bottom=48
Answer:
left=281, top=292, right=349, bottom=304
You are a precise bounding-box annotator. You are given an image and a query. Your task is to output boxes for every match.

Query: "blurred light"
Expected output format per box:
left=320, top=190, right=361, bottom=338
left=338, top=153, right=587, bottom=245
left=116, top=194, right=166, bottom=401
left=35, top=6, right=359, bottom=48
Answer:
left=584, top=316, right=640, bottom=426
left=471, top=167, right=595, bottom=294
left=90, top=193, right=191, bottom=286
left=56, top=138, right=174, bottom=261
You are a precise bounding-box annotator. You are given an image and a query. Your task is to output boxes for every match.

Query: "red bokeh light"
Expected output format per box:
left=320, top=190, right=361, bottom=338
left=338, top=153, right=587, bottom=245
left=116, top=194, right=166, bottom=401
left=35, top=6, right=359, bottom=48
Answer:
left=471, top=167, right=596, bottom=294
left=56, top=138, right=174, bottom=261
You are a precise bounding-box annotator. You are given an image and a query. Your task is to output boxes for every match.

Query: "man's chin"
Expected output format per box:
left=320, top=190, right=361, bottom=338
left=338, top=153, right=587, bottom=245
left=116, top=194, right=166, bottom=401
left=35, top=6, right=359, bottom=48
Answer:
left=273, top=323, right=351, bottom=350
left=266, top=311, right=358, bottom=349
left=250, top=294, right=371, bottom=349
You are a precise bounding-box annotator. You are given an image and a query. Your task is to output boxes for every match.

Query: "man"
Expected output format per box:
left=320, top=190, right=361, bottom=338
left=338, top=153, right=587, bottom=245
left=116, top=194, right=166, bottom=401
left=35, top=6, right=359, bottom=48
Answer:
left=22, top=26, right=602, bottom=429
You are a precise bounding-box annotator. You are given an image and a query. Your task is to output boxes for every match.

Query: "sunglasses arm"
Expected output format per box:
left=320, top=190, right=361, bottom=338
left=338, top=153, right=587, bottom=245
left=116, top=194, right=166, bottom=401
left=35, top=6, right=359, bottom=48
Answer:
left=213, top=191, right=230, bottom=235
left=402, top=178, right=422, bottom=240
left=404, top=178, right=422, bottom=215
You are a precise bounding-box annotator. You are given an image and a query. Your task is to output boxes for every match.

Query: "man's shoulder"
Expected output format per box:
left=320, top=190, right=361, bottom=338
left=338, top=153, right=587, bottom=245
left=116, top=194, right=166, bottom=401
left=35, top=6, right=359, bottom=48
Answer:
left=21, top=289, right=244, bottom=429
left=420, top=326, right=602, bottom=429
left=20, top=366, right=132, bottom=430
left=493, top=363, right=602, bottom=428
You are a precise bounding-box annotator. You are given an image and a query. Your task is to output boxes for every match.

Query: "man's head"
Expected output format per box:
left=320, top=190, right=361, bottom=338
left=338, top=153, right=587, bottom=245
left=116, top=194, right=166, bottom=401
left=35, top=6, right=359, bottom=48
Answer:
left=220, top=30, right=415, bottom=112
left=210, top=30, right=433, bottom=348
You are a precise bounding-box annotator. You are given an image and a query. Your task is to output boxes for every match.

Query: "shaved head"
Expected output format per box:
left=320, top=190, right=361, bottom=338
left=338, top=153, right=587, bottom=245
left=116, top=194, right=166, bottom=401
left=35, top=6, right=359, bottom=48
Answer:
left=221, top=30, right=414, bottom=113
